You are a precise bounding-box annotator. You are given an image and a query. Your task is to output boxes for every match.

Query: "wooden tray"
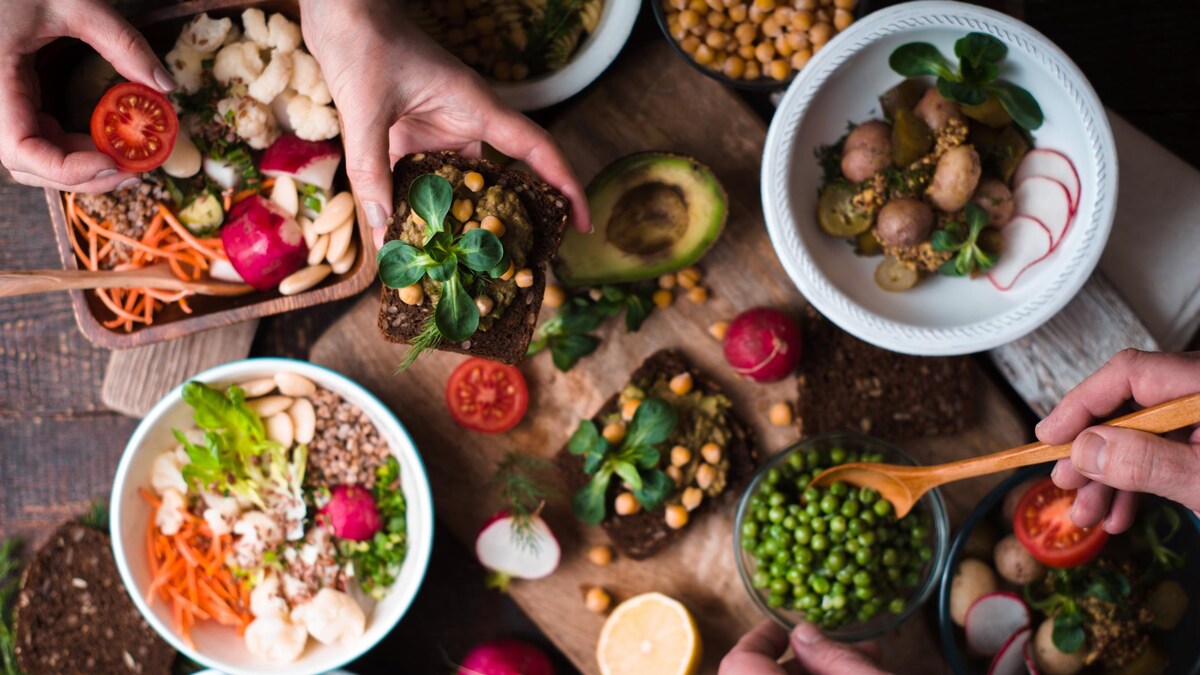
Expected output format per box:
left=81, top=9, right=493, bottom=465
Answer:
left=40, top=0, right=375, bottom=349
left=310, top=41, right=1029, bottom=673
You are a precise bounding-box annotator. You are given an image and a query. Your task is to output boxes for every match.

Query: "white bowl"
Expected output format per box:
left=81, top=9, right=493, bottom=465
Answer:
left=110, top=358, right=435, bottom=675
left=762, top=1, right=1117, bottom=355
left=491, top=0, right=639, bottom=111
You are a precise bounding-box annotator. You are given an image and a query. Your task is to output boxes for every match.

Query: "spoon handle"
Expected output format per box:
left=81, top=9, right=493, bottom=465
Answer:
left=930, top=393, right=1200, bottom=483
left=0, top=269, right=186, bottom=297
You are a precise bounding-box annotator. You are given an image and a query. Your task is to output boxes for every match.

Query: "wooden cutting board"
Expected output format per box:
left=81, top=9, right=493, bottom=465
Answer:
left=310, top=40, right=1028, bottom=674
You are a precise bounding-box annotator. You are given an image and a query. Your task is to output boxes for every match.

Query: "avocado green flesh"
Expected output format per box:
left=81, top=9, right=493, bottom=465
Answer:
left=554, top=154, right=726, bottom=287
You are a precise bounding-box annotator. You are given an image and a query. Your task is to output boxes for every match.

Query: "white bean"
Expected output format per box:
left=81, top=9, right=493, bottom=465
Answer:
left=307, top=234, right=329, bottom=266
left=325, top=221, right=353, bottom=265
left=238, top=377, right=277, bottom=398
left=311, top=192, right=355, bottom=234
left=266, top=411, right=295, bottom=447
left=289, top=397, right=316, bottom=445
left=330, top=240, right=357, bottom=275
left=299, top=215, right=317, bottom=248
left=249, top=395, right=294, bottom=417
left=279, top=264, right=331, bottom=296
left=274, top=372, right=316, bottom=397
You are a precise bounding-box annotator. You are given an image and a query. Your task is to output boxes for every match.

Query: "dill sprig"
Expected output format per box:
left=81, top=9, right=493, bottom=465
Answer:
left=396, top=315, right=444, bottom=372
left=79, top=500, right=109, bottom=532
left=488, top=452, right=555, bottom=553
left=1, top=538, right=24, bottom=675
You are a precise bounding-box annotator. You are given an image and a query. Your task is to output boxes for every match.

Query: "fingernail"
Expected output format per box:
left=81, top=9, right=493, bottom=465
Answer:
left=94, top=169, right=117, bottom=179
left=365, top=201, right=388, bottom=230
left=1050, top=462, right=1063, bottom=482
left=793, top=622, right=824, bottom=644
left=154, top=66, right=177, bottom=92
left=1074, top=432, right=1107, bottom=475
left=117, top=177, right=141, bottom=190
left=1034, top=418, right=1048, bottom=436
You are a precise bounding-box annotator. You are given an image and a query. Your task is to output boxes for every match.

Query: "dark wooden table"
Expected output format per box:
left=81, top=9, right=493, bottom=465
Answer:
left=2, top=1, right=1197, bottom=672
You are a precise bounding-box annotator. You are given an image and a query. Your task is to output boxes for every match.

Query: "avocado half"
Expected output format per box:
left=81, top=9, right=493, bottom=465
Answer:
left=554, top=152, right=727, bottom=287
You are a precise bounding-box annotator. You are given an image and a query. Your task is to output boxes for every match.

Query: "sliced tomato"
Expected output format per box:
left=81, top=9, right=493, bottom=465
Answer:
left=1012, top=478, right=1109, bottom=568
left=90, top=82, right=178, bottom=173
left=446, top=358, right=529, bottom=433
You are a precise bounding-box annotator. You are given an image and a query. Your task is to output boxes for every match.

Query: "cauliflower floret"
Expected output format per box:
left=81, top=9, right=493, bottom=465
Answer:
left=270, top=90, right=298, bottom=133
left=242, top=8, right=270, bottom=47
left=223, top=22, right=243, bottom=46
left=164, top=42, right=204, bottom=95
left=290, top=589, right=366, bottom=646
left=179, top=12, right=232, bottom=54
left=267, top=13, right=302, bottom=53
left=151, top=451, right=186, bottom=496
left=201, top=492, right=239, bottom=536
left=244, top=616, right=308, bottom=663
left=286, top=95, right=340, bottom=142
left=249, top=573, right=290, bottom=619
left=248, top=51, right=293, bottom=104
left=156, top=488, right=187, bottom=536
left=289, top=50, right=331, bottom=105
left=213, top=41, right=264, bottom=85
left=217, top=95, right=280, bottom=149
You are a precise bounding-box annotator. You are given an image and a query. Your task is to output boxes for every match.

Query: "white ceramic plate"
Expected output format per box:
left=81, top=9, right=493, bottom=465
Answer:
left=762, top=1, right=1117, bottom=355
left=110, top=359, right=435, bottom=675
left=491, top=0, right=639, bottom=111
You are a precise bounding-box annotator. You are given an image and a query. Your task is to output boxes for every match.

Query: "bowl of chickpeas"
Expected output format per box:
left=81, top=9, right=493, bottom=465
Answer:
left=653, top=0, right=859, bottom=90
left=734, top=433, right=950, bottom=641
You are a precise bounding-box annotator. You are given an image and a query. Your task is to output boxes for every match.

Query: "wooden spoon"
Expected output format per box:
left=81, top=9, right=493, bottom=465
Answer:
left=0, top=266, right=254, bottom=298
left=810, top=393, right=1200, bottom=517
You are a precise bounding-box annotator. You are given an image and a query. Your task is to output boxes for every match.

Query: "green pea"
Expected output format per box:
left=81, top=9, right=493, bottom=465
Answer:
left=761, top=539, right=779, bottom=556
left=753, top=570, right=771, bottom=589
left=840, top=500, right=861, bottom=517
left=810, top=576, right=831, bottom=595
left=787, top=452, right=805, bottom=470
left=829, top=481, right=849, bottom=498
left=786, top=567, right=804, bottom=585
left=835, top=567, right=854, bottom=585
left=798, top=593, right=818, bottom=609
left=861, top=510, right=878, bottom=526
left=766, top=468, right=781, bottom=485
left=882, top=548, right=898, bottom=567
left=855, top=547, right=872, bottom=566
left=830, top=447, right=847, bottom=464
left=888, top=597, right=905, bottom=614
left=829, top=594, right=847, bottom=610
left=767, top=592, right=785, bottom=608
left=820, top=494, right=840, bottom=514
left=910, top=524, right=929, bottom=540
left=754, top=506, right=769, bottom=522
left=847, top=518, right=863, bottom=535
left=826, top=550, right=847, bottom=571
left=858, top=531, right=876, bottom=547
left=795, top=547, right=814, bottom=565
left=742, top=537, right=757, bottom=551
left=749, top=494, right=764, bottom=509
left=872, top=499, right=892, bottom=517
left=770, top=579, right=789, bottom=594
left=741, top=521, right=759, bottom=538
left=845, top=539, right=860, bottom=554
left=830, top=516, right=847, bottom=534
left=796, top=509, right=811, bottom=524
left=768, top=506, right=786, bottom=523
left=811, top=534, right=829, bottom=551
left=918, top=546, right=933, bottom=561
left=886, top=568, right=901, bottom=582
left=787, top=504, right=802, bottom=516
left=770, top=561, right=787, bottom=577
left=795, top=526, right=812, bottom=545
left=811, top=517, right=828, bottom=534
left=858, top=486, right=878, bottom=503
left=904, top=571, right=921, bottom=587
left=781, top=515, right=798, bottom=531
left=805, top=502, right=821, bottom=518
left=855, top=586, right=876, bottom=601
left=853, top=570, right=872, bottom=587
left=802, top=487, right=820, bottom=505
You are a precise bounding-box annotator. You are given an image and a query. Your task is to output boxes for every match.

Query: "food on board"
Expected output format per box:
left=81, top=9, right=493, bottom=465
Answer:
left=557, top=350, right=757, bottom=560
left=446, top=359, right=530, bottom=433
left=588, top=545, right=615, bottom=566
left=1012, top=479, right=1107, bottom=569
left=660, top=0, right=857, bottom=84
left=596, top=592, right=700, bottom=675
left=378, top=152, right=568, bottom=367
left=406, top=0, right=604, bottom=82
left=66, top=10, right=357, bottom=333
left=585, top=586, right=613, bottom=614
left=140, top=376, right=408, bottom=663
left=457, top=638, right=557, bottom=675
left=476, top=511, right=561, bottom=591
left=740, top=444, right=935, bottom=629
left=722, top=307, right=803, bottom=382
left=798, top=310, right=976, bottom=439
left=12, top=522, right=175, bottom=675
left=555, top=153, right=726, bottom=288
left=528, top=281, right=660, bottom=372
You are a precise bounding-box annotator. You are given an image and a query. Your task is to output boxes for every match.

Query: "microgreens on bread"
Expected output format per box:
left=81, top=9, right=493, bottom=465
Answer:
left=932, top=204, right=999, bottom=276
left=889, top=32, right=1043, bottom=130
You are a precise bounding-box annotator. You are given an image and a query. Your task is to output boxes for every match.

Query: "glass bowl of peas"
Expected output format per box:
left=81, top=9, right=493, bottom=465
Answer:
left=734, top=432, right=950, bottom=641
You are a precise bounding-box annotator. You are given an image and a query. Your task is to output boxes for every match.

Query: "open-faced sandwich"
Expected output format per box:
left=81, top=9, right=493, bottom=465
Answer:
left=557, top=350, right=757, bottom=560
left=377, top=152, right=569, bottom=367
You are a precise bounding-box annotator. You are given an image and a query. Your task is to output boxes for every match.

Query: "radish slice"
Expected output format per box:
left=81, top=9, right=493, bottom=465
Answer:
left=1014, top=149, right=1081, bottom=213
left=988, top=627, right=1032, bottom=675
left=987, top=216, right=1052, bottom=291
left=476, top=511, right=560, bottom=592
left=1013, top=177, right=1072, bottom=248
left=260, top=134, right=343, bottom=193
left=965, top=591, right=1031, bottom=656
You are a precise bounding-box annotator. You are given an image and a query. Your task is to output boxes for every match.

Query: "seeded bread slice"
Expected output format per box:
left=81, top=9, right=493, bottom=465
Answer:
left=14, top=522, right=175, bottom=675
left=377, top=152, right=570, bottom=365
left=556, top=350, right=758, bottom=560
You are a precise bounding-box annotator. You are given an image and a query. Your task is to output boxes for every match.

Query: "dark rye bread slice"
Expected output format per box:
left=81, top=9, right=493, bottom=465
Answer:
left=557, top=350, right=758, bottom=560
left=378, top=151, right=570, bottom=365
left=14, top=522, right=174, bottom=675
left=797, top=307, right=976, bottom=440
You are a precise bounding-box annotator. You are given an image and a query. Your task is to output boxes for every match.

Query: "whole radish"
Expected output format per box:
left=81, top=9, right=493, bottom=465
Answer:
left=318, top=485, right=383, bottom=541
left=722, top=307, right=803, bottom=382
left=458, top=639, right=555, bottom=675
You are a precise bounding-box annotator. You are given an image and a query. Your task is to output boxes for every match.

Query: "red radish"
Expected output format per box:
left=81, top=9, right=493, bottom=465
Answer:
left=988, top=627, right=1031, bottom=675
left=458, top=639, right=555, bottom=675
left=964, top=591, right=1031, bottom=656
left=260, top=134, right=343, bottom=193
left=987, top=216, right=1052, bottom=291
left=1024, top=642, right=1041, bottom=675
left=723, top=307, right=803, bottom=382
left=1013, top=177, right=1072, bottom=248
left=476, top=511, right=560, bottom=592
left=220, top=195, right=309, bottom=291
left=318, top=485, right=383, bottom=541
left=1014, top=149, right=1080, bottom=213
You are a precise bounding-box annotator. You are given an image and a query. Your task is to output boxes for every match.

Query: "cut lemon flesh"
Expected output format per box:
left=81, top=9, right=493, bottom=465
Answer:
left=596, top=592, right=701, bottom=675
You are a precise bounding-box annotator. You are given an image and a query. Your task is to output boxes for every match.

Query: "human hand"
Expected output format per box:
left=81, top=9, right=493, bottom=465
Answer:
left=0, top=0, right=175, bottom=192
left=1037, top=349, right=1200, bottom=533
left=719, top=620, right=887, bottom=675
left=298, top=0, right=590, bottom=249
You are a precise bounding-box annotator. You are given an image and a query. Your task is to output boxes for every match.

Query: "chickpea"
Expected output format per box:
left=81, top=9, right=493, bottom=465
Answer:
left=588, top=545, right=614, bottom=566
left=411, top=212, right=427, bottom=227
left=462, top=219, right=480, bottom=231
left=602, top=422, right=627, bottom=444
left=809, top=21, right=834, bottom=46
left=762, top=17, right=782, bottom=38
left=514, top=268, right=534, bottom=288
left=792, top=9, right=815, bottom=30
left=748, top=4, right=768, bottom=22
left=686, top=286, right=709, bottom=303
left=815, top=7, right=830, bottom=22
left=706, top=11, right=726, bottom=28
left=723, top=55, right=746, bottom=79
left=670, top=445, right=692, bottom=467
left=669, top=0, right=688, bottom=8
left=694, top=44, right=715, bottom=65
left=652, top=289, right=673, bottom=308
left=614, top=491, right=640, bottom=515
left=666, top=464, right=684, bottom=485
left=585, top=586, right=612, bottom=613
left=498, top=260, right=515, bottom=281
left=670, top=20, right=689, bottom=42
left=669, top=372, right=694, bottom=396
left=705, top=0, right=724, bottom=10
left=681, top=487, right=704, bottom=511
left=665, top=504, right=689, bottom=529
left=772, top=6, right=793, bottom=23
left=728, top=3, right=748, bottom=21
left=676, top=266, right=702, bottom=289
left=775, top=35, right=795, bottom=58
left=833, top=8, right=854, bottom=31
left=621, top=397, right=641, bottom=421
left=738, top=43, right=757, bottom=60
left=754, top=41, right=776, bottom=63
left=696, top=463, right=717, bottom=490
left=399, top=283, right=424, bottom=306
left=709, top=320, right=729, bottom=340
left=463, top=171, right=485, bottom=192
left=796, top=0, right=817, bottom=8
left=701, top=442, right=723, bottom=464
left=587, top=288, right=604, bottom=302
left=769, top=401, right=794, bottom=426
left=767, top=58, right=791, bottom=80
left=834, top=0, right=856, bottom=8
left=680, top=35, right=701, bottom=54
left=744, top=60, right=762, bottom=80
left=679, top=9, right=702, bottom=29
left=689, top=0, right=707, bottom=10
left=791, top=47, right=813, bottom=70
left=658, top=273, right=677, bottom=290
left=475, top=295, right=494, bottom=317
left=734, top=22, right=757, bottom=45
left=543, top=282, right=565, bottom=308
left=786, top=31, right=810, bottom=51
left=753, top=0, right=775, bottom=10
left=511, top=62, right=530, bottom=81
left=481, top=215, right=506, bottom=237
left=705, top=30, right=729, bottom=50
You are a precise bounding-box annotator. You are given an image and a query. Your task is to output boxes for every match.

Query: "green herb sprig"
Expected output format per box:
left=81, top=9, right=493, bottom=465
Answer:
left=527, top=284, right=656, bottom=372
left=0, top=538, right=22, bottom=675
left=932, top=203, right=998, bottom=276
left=488, top=452, right=556, bottom=554
left=889, top=32, right=1043, bottom=130
left=567, top=398, right=677, bottom=525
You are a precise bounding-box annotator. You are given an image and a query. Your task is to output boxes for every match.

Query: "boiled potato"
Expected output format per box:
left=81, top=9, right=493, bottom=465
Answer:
left=841, top=119, right=892, bottom=182
left=927, top=145, right=981, bottom=212
left=972, top=178, right=1015, bottom=227
left=875, top=198, right=933, bottom=247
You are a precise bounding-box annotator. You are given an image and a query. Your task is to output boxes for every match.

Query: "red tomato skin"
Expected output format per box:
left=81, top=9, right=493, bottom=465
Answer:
left=89, top=82, right=178, bottom=173
left=1012, top=478, right=1109, bottom=568
left=445, top=358, right=529, bottom=434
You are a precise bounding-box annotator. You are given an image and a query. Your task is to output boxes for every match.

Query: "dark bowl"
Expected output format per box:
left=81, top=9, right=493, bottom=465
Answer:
left=937, top=465, right=1200, bottom=675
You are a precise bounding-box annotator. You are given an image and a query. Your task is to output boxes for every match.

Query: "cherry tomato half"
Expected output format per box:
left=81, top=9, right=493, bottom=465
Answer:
left=1012, top=478, right=1109, bottom=568
left=90, top=82, right=178, bottom=173
left=446, top=358, right=529, bottom=433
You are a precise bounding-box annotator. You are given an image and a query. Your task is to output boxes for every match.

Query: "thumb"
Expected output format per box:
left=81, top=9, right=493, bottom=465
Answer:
left=339, top=110, right=394, bottom=238
left=1071, top=427, right=1200, bottom=512
left=789, top=623, right=888, bottom=675
left=63, top=0, right=175, bottom=92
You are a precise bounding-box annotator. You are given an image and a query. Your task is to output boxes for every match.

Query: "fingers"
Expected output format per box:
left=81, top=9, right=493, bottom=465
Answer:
left=789, top=622, right=888, bottom=675
left=341, top=109, right=395, bottom=238
left=8, top=168, right=136, bottom=193
left=1050, top=459, right=1089, bottom=490
left=1104, top=489, right=1139, bottom=534
left=719, top=620, right=788, bottom=675
left=1069, top=480, right=1113, bottom=528
left=61, top=0, right=174, bottom=92
left=1069, top=426, right=1200, bottom=513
